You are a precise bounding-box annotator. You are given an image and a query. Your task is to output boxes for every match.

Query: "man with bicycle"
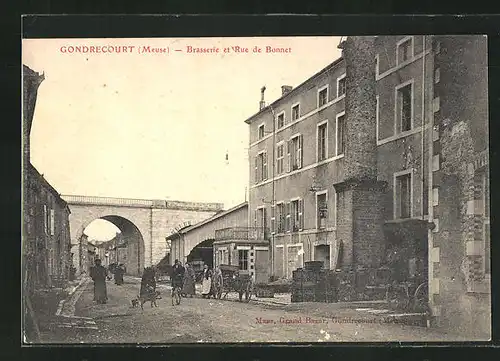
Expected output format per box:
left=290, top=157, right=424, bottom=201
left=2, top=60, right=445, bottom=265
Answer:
left=171, top=259, right=185, bottom=302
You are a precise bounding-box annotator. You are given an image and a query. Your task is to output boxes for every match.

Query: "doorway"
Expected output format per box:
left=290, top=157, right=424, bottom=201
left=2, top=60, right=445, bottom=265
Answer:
left=314, top=245, right=330, bottom=269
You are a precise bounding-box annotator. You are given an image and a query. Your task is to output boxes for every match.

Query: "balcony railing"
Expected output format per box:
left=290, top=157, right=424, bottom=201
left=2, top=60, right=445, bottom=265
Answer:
left=215, top=227, right=269, bottom=241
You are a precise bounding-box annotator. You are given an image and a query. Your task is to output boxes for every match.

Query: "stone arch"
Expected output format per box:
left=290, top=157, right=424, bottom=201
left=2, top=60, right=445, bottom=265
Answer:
left=187, top=238, right=215, bottom=269
left=71, top=211, right=147, bottom=276
left=100, top=215, right=145, bottom=276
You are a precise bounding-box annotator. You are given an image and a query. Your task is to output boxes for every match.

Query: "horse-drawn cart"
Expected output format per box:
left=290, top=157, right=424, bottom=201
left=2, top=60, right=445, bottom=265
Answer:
left=213, top=264, right=254, bottom=302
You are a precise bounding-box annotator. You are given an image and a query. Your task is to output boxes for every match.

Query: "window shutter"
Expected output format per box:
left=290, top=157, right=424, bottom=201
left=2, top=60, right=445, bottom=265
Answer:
left=263, top=152, right=268, bottom=180
left=263, top=207, right=267, bottom=230
left=271, top=205, right=276, bottom=235
left=298, top=135, right=303, bottom=169
left=298, top=199, right=304, bottom=231
left=254, top=156, right=259, bottom=183
left=286, top=202, right=291, bottom=232
left=43, top=205, right=48, bottom=234
left=287, top=141, right=292, bottom=172
left=50, top=209, right=55, bottom=236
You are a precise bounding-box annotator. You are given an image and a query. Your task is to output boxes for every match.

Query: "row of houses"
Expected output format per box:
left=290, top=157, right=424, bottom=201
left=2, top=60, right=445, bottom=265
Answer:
left=167, top=36, right=490, bottom=337
left=23, top=65, right=73, bottom=293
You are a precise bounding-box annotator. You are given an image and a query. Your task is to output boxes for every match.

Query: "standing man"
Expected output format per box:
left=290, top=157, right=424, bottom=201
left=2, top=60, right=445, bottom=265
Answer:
left=89, top=259, right=108, bottom=304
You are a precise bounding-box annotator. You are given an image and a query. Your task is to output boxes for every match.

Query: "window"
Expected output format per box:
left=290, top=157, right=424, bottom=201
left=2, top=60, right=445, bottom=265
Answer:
left=276, top=143, right=284, bottom=174
left=396, top=83, right=412, bottom=132
left=255, top=207, right=267, bottom=230
left=50, top=209, right=55, bottom=236
left=285, top=202, right=291, bottom=232
left=254, top=151, right=268, bottom=183
left=291, top=199, right=303, bottom=232
left=287, top=135, right=303, bottom=171
left=276, top=202, right=285, bottom=233
left=277, top=112, right=285, bottom=129
left=239, top=250, right=249, bottom=271
left=318, top=86, right=328, bottom=108
left=292, top=104, right=300, bottom=121
left=336, top=113, right=346, bottom=156
left=258, top=124, right=265, bottom=139
left=316, top=192, right=328, bottom=229
left=317, top=122, right=328, bottom=161
left=337, top=74, right=346, bottom=97
left=397, top=37, right=413, bottom=65
left=395, top=172, right=412, bottom=219
left=43, top=205, right=48, bottom=235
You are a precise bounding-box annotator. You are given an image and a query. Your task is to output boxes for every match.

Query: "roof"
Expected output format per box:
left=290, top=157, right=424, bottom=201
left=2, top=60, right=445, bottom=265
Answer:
left=28, top=163, right=70, bottom=211
left=165, top=201, right=248, bottom=240
left=244, top=56, right=344, bottom=125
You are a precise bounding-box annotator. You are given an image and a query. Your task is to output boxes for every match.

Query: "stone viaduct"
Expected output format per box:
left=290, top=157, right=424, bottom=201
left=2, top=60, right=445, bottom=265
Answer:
left=62, top=195, right=223, bottom=276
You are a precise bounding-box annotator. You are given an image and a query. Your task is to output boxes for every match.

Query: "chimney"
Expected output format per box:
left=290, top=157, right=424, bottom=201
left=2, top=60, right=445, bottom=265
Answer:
left=259, top=86, right=266, bottom=110
left=281, top=85, right=293, bottom=96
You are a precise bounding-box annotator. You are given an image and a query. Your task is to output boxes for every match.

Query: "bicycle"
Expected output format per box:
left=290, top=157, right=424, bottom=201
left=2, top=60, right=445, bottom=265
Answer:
left=385, top=280, right=428, bottom=313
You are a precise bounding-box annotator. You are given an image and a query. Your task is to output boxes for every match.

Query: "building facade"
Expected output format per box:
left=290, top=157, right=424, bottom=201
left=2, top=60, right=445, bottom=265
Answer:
left=25, top=164, right=72, bottom=289
left=246, top=57, right=348, bottom=279
left=245, top=36, right=489, bottom=337
left=167, top=202, right=269, bottom=283
left=23, top=65, right=72, bottom=292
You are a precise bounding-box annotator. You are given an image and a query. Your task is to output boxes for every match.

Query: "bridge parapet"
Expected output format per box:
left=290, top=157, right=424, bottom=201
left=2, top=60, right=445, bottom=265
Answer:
left=62, top=195, right=224, bottom=212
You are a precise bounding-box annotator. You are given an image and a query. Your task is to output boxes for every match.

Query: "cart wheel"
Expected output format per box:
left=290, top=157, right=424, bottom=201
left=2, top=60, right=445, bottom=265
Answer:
left=412, top=282, right=428, bottom=313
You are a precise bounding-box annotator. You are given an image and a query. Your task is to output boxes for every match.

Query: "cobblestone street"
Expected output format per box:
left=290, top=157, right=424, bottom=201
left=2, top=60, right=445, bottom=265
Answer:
left=38, top=276, right=472, bottom=343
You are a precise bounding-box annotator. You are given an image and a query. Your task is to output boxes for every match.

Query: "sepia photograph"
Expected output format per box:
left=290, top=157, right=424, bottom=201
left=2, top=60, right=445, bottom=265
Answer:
left=21, top=34, right=491, bottom=344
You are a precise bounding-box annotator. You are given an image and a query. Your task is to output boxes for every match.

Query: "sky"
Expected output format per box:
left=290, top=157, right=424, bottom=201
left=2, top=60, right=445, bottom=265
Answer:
left=23, top=37, right=342, bottom=240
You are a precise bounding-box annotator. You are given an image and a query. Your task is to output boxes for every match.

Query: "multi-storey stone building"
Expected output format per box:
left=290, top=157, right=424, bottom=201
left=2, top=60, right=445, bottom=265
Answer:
left=23, top=65, right=73, bottom=291
left=245, top=36, right=489, bottom=337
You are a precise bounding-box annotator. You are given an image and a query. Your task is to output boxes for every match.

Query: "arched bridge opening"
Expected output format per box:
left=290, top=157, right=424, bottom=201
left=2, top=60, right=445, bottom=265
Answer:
left=85, top=215, right=145, bottom=276
left=187, top=238, right=214, bottom=269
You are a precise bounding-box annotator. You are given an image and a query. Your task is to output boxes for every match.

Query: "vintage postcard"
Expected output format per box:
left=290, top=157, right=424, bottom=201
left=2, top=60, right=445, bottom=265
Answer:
left=22, top=35, right=491, bottom=344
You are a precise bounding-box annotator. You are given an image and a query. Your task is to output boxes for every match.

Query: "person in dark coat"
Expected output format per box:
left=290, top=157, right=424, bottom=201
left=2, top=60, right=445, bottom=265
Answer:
left=90, top=259, right=108, bottom=304
left=172, top=259, right=185, bottom=292
left=181, top=263, right=196, bottom=297
left=140, top=267, right=156, bottom=297
left=114, top=264, right=125, bottom=285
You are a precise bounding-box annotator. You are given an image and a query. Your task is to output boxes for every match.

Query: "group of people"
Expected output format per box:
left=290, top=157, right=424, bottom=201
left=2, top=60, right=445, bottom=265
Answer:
left=89, top=257, right=224, bottom=305
left=89, top=259, right=128, bottom=304
left=171, top=259, right=223, bottom=299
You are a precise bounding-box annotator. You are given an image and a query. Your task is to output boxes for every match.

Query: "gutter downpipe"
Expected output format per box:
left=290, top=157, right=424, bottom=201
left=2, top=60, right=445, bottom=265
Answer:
left=421, top=35, right=426, bottom=219
left=426, top=35, right=436, bottom=328
left=269, top=104, right=276, bottom=278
